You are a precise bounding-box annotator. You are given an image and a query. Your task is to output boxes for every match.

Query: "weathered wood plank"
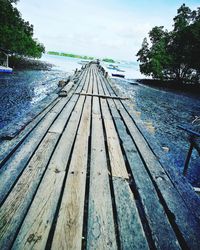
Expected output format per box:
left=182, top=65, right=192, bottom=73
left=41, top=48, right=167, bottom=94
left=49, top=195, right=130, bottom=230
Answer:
left=0, top=97, right=69, bottom=204
left=49, top=96, right=77, bottom=134
left=62, top=80, right=74, bottom=92
left=96, top=75, right=150, bottom=249
left=101, top=74, right=200, bottom=248
left=100, top=98, right=129, bottom=179
left=51, top=97, right=92, bottom=250
left=76, top=92, right=128, bottom=100
left=0, top=67, right=90, bottom=204
left=114, top=118, right=181, bottom=249
left=0, top=132, right=60, bottom=250
left=12, top=96, right=87, bottom=249
left=114, top=99, right=200, bottom=249
left=0, top=98, right=59, bottom=166
left=92, top=67, right=98, bottom=95
left=87, top=97, right=117, bottom=249
left=1, top=63, right=200, bottom=250
left=112, top=177, right=150, bottom=250
left=96, top=74, right=150, bottom=249
left=103, top=72, right=200, bottom=221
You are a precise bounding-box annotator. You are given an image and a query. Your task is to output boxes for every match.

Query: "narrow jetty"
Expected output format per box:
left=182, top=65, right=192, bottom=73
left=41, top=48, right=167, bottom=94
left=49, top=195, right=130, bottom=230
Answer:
left=0, top=62, right=200, bottom=249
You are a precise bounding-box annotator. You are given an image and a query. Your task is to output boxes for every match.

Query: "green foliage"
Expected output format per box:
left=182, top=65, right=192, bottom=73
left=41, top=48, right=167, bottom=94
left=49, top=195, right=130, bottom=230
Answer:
left=102, top=58, right=115, bottom=63
left=48, top=51, right=115, bottom=63
left=48, top=51, right=60, bottom=56
left=47, top=51, right=95, bottom=60
left=137, top=4, right=200, bottom=84
left=0, top=0, right=45, bottom=58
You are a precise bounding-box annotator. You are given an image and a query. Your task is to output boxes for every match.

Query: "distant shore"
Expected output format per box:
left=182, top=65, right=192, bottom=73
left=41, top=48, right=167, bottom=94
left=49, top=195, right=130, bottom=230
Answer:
left=47, top=51, right=115, bottom=63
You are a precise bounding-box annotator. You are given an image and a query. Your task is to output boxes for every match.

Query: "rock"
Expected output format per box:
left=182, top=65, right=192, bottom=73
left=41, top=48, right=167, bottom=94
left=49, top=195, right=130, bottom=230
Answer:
left=58, top=77, right=71, bottom=87
left=162, top=146, right=170, bottom=153
left=58, top=80, right=66, bottom=87
left=59, top=90, right=67, bottom=97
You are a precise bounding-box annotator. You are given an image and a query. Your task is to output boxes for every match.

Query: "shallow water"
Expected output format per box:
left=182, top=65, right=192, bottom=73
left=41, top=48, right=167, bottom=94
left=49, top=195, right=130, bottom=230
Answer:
left=0, top=69, right=69, bottom=130
left=113, top=78, right=200, bottom=187
left=0, top=55, right=83, bottom=130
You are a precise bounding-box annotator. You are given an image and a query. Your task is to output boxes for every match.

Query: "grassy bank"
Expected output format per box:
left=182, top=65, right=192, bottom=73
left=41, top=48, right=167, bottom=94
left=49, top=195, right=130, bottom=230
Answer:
left=48, top=51, right=94, bottom=60
left=47, top=51, right=115, bottom=63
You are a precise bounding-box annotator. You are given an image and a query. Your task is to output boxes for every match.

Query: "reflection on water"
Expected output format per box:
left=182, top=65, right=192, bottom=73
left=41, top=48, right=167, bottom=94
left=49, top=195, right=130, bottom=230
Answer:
left=112, top=78, right=200, bottom=187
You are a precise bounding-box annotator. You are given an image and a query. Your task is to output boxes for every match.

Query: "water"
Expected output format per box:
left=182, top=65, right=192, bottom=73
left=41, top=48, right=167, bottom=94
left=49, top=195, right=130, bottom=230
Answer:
left=103, top=60, right=143, bottom=79
left=112, top=78, right=200, bottom=187
left=0, top=55, right=82, bottom=130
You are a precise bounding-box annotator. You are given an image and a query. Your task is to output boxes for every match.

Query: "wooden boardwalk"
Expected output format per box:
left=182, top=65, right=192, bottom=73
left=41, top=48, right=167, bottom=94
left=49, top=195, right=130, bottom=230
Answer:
left=0, top=62, right=200, bottom=249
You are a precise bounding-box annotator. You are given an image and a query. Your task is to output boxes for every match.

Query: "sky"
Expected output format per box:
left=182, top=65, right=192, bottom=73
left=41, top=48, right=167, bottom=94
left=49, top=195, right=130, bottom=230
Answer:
left=17, top=0, right=200, bottom=61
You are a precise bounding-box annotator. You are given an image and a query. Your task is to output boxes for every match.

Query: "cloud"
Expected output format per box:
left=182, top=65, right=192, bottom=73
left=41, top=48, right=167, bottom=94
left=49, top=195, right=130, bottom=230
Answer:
left=17, top=0, right=200, bottom=61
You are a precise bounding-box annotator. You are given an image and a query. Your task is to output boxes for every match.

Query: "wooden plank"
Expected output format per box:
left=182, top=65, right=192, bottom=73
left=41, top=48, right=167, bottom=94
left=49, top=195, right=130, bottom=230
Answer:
left=113, top=117, right=181, bottom=249
left=96, top=74, right=149, bottom=249
left=96, top=70, right=105, bottom=95
left=87, top=68, right=93, bottom=93
left=71, top=67, right=89, bottom=94
left=100, top=76, right=182, bottom=248
left=76, top=92, right=128, bottom=100
left=92, top=69, right=98, bottom=95
left=0, top=98, right=59, bottom=166
left=114, top=99, right=200, bottom=249
left=102, top=75, right=200, bottom=248
left=87, top=97, right=117, bottom=249
left=112, top=177, right=150, bottom=250
left=0, top=132, right=60, bottom=250
left=51, top=97, right=92, bottom=250
left=12, top=96, right=86, bottom=249
left=0, top=66, right=91, bottom=204
left=98, top=71, right=121, bottom=118
left=62, top=81, right=74, bottom=92
left=104, top=73, right=200, bottom=221
left=0, top=97, right=69, bottom=204
left=100, top=98, right=129, bottom=179
left=81, top=68, right=91, bottom=93
left=49, top=96, right=77, bottom=134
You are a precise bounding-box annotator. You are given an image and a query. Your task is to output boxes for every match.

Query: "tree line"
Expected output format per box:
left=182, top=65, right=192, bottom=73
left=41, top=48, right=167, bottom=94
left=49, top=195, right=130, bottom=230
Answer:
left=0, top=0, right=44, bottom=58
left=137, top=4, right=200, bottom=84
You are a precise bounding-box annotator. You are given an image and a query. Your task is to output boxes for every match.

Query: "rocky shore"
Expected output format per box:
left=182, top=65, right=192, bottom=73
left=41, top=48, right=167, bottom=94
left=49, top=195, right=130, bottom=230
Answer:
left=136, top=79, right=200, bottom=97
left=9, top=56, right=53, bottom=70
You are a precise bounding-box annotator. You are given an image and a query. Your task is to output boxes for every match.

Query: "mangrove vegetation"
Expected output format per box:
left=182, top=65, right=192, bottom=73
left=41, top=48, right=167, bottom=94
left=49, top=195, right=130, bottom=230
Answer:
left=137, top=4, right=200, bottom=84
left=0, top=0, right=45, bottom=58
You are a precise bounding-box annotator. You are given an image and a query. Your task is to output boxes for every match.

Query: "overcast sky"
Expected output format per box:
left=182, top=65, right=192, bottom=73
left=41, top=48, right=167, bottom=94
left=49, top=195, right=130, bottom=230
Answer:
left=17, top=0, right=199, bottom=61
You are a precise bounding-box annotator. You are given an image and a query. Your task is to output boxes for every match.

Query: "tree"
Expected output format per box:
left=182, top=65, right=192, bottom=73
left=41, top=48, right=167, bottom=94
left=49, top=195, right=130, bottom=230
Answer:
left=137, top=27, right=172, bottom=79
left=0, top=0, right=45, bottom=58
left=136, top=38, right=151, bottom=76
left=136, top=4, right=200, bottom=84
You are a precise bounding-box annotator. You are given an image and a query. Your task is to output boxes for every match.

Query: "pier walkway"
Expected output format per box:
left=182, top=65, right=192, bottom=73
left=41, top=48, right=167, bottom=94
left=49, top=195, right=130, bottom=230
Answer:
left=0, top=62, right=200, bottom=249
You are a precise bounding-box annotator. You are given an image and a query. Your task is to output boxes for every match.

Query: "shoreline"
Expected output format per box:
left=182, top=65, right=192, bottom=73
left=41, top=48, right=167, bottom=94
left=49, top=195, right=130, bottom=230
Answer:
left=136, top=79, right=200, bottom=98
left=9, top=56, right=53, bottom=71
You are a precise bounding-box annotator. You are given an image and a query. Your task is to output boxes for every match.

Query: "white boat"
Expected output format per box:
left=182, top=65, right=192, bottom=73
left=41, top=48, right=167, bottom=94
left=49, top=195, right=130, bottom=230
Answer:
left=0, top=65, right=13, bottom=73
left=0, top=49, right=13, bottom=73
